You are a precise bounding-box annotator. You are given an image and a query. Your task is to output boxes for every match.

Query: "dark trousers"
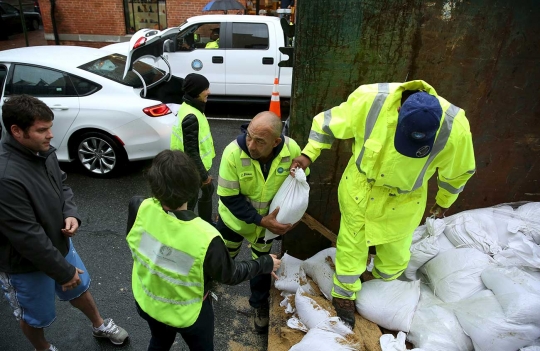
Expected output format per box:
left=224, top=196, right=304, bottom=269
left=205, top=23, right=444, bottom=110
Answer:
left=217, top=219, right=272, bottom=308
left=136, top=299, right=214, bottom=351
left=188, top=181, right=214, bottom=225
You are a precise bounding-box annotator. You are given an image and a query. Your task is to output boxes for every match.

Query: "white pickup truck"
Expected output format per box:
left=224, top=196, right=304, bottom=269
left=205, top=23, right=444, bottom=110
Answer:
left=102, top=15, right=293, bottom=103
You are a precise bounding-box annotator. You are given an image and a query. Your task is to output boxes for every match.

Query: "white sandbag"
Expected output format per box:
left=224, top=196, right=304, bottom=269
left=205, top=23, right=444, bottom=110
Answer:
left=264, top=167, right=310, bottom=241
left=494, top=233, right=540, bottom=269
left=275, top=253, right=304, bottom=293
left=421, top=248, right=494, bottom=303
left=444, top=206, right=517, bottom=247
left=294, top=286, right=332, bottom=330
left=438, top=232, right=457, bottom=252
left=300, top=247, right=336, bottom=300
left=454, top=290, right=540, bottom=351
left=443, top=213, right=502, bottom=254
left=516, top=202, right=540, bottom=244
left=411, top=224, right=427, bottom=245
left=289, top=328, right=356, bottom=351
left=355, top=279, right=420, bottom=332
left=380, top=332, right=427, bottom=351
left=280, top=291, right=295, bottom=314
left=407, top=284, right=473, bottom=351
left=521, top=347, right=540, bottom=351
left=404, top=218, right=446, bottom=281
left=481, top=266, right=540, bottom=325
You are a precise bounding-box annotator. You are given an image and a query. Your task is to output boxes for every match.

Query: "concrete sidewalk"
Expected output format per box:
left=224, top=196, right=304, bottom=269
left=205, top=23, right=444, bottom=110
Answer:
left=0, top=27, right=47, bottom=51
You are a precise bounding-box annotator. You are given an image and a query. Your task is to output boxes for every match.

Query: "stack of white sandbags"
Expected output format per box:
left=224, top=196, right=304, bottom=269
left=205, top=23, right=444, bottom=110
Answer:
left=405, top=202, right=540, bottom=350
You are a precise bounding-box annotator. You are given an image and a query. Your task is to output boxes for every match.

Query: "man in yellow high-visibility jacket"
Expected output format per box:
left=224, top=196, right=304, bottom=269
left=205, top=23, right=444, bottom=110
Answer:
left=291, top=81, right=476, bottom=329
left=217, top=111, right=306, bottom=333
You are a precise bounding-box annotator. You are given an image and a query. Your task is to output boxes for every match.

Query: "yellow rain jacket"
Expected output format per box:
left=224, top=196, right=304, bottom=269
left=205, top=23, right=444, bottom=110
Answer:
left=302, top=80, right=476, bottom=246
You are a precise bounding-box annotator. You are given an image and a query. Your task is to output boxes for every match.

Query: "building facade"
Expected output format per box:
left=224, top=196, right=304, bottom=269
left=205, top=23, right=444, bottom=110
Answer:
left=40, top=0, right=283, bottom=47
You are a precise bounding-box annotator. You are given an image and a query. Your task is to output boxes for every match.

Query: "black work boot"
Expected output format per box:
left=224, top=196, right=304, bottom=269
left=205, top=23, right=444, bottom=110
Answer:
left=332, top=297, right=356, bottom=329
left=253, top=304, right=270, bottom=334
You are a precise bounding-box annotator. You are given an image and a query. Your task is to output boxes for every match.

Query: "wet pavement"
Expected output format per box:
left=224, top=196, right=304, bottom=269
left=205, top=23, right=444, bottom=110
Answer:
left=0, top=27, right=47, bottom=51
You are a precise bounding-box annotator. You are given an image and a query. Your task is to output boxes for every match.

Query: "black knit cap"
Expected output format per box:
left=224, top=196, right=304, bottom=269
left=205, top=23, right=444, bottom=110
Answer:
left=183, top=73, right=210, bottom=98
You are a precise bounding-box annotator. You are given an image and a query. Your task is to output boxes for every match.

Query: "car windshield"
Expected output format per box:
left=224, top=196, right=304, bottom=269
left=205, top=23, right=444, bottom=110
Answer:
left=78, top=54, right=164, bottom=88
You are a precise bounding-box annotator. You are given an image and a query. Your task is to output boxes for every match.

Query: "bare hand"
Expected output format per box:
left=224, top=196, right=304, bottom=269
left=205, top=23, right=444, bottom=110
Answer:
left=260, top=207, right=292, bottom=235
left=290, top=155, right=311, bottom=177
left=62, top=217, right=79, bottom=237
left=270, top=254, right=281, bottom=280
left=62, top=268, right=84, bottom=291
left=430, top=203, right=448, bottom=218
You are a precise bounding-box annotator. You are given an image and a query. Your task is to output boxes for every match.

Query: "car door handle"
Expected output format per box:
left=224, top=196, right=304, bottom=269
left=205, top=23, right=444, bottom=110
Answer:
left=50, top=105, right=69, bottom=110
left=262, top=57, right=274, bottom=65
left=212, top=56, right=224, bottom=64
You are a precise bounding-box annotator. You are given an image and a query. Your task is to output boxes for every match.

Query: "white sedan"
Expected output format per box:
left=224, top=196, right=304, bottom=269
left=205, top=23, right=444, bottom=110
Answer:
left=0, top=45, right=183, bottom=177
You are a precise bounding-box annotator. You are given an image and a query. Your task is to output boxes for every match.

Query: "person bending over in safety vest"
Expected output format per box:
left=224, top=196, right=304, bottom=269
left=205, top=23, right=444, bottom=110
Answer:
left=290, top=81, right=476, bottom=329
left=205, top=28, right=220, bottom=49
left=216, top=111, right=308, bottom=333
left=126, top=150, right=281, bottom=351
left=170, top=73, right=216, bottom=225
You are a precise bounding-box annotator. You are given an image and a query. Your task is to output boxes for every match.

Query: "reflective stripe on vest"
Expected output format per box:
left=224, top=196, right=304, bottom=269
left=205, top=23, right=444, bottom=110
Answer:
left=336, top=274, right=361, bottom=284
left=354, top=84, right=460, bottom=194
left=355, top=82, right=390, bottom=175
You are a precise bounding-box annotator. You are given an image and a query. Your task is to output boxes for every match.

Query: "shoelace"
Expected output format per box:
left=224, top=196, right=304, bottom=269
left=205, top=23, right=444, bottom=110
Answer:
left=102, top=320, right=119, bottom=334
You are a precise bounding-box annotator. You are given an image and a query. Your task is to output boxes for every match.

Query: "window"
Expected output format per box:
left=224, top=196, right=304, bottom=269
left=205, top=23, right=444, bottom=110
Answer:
left=68, top=75, right=101, bottom=96
left=78, top=54, right=164, bottom=88
left=6, top=65, right=77, bottom=97
left=0, top=65, right=7, bottom=97
left=176, top=23, right=221, bottom=51
left=124, top=0, right=167, bottom=34
left=0, top=3, right=19, bottom=15
left=232, top=23, right=269, bottom=50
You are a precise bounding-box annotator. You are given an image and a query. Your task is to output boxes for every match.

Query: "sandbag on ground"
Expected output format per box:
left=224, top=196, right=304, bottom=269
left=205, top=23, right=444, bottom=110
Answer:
left=453, top=290, right=540, bottom=351
left=300, top=247, right=336, bottom=300
left=444, top=213, right=502, bottom=254
left=289, top=327, right=357, bottom=351
left=355, top=279, right=420, bottom=332
left=421, top=248, right=494, bottom=303
left=275, top=253, right=304, bottom=293
left=515, top=202, right=540, bottom=245
left=404, top=218, right=446, bottom=281
left=407, top=284, right=473, bottom=351
left=494, top=233, right=540, bottom=269
left=481, top=266, right=540, bottom=325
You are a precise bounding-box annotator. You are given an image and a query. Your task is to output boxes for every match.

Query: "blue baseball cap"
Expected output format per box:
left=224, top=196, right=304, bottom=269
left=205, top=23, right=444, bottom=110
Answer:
left=394, top=92, right=443, bottom=158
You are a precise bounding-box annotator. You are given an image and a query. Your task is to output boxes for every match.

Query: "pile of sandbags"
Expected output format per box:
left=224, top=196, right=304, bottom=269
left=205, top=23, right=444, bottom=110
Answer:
left=274, top=202, right=540, bottom=350
left=406, top=202, right=540, bottom=350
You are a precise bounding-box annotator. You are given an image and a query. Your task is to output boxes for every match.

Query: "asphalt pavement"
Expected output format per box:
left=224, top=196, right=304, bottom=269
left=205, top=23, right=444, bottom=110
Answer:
left=0, top=114, right=282, bottom=351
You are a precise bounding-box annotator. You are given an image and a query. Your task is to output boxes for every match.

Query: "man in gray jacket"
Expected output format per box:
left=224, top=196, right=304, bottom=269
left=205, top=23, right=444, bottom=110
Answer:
left=0, top=95, right=128, bottom=351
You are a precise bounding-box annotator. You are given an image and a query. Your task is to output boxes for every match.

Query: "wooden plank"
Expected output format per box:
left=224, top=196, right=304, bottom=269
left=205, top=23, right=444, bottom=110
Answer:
left=301, top=212, right=338, bottom=244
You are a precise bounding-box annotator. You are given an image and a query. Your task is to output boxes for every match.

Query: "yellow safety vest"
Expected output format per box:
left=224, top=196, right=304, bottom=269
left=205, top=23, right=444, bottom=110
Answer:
left=302, top=80, right=476, bottom=245
left=126, top=198, right=219, bottom=327
left=170, top=102, right=215, bottom=171
left=217, top=137, right=305, bottom=243
left=205, top=39, right=219, bottom=49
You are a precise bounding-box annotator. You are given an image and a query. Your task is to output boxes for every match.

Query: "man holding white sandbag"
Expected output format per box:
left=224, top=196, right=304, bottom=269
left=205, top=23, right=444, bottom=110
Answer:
left=291, top=81, right=476, bottom=329
left=216, top=111, right=309, bottom=334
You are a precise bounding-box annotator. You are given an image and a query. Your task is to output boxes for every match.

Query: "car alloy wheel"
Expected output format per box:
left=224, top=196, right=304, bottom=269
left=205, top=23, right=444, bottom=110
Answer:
left=77, top=133, right=123, bottom=176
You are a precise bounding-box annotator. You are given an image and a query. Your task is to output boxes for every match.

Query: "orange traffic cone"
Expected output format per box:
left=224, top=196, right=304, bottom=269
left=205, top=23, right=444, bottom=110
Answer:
left=269, top=77, right=281, bottom=118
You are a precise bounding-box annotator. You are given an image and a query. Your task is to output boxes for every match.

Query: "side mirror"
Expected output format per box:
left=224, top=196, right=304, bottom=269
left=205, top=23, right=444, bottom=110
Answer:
left=163, top=39, right=176, bottom=53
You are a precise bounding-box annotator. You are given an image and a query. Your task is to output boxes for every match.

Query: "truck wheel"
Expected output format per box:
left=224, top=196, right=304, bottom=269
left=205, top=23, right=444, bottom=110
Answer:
left=75, top=132, right=126, bottom=178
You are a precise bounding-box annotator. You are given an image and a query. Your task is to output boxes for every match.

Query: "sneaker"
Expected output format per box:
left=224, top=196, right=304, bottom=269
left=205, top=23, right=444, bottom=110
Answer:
left=332, top=297, right=356, bottom=329
left=35, top=345, right=59, bottom=351
left=253, top=304, right=270, bottom=334
left=92, top=318, right=129, bottom=345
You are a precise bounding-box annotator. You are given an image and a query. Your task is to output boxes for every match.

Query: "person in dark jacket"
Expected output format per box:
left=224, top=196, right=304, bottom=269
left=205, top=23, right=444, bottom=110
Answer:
left=0, top=95, right=128, bottom=351
left=126, top=149, right=280, bottom=351
left=170, top=73, right=216, bottom=225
